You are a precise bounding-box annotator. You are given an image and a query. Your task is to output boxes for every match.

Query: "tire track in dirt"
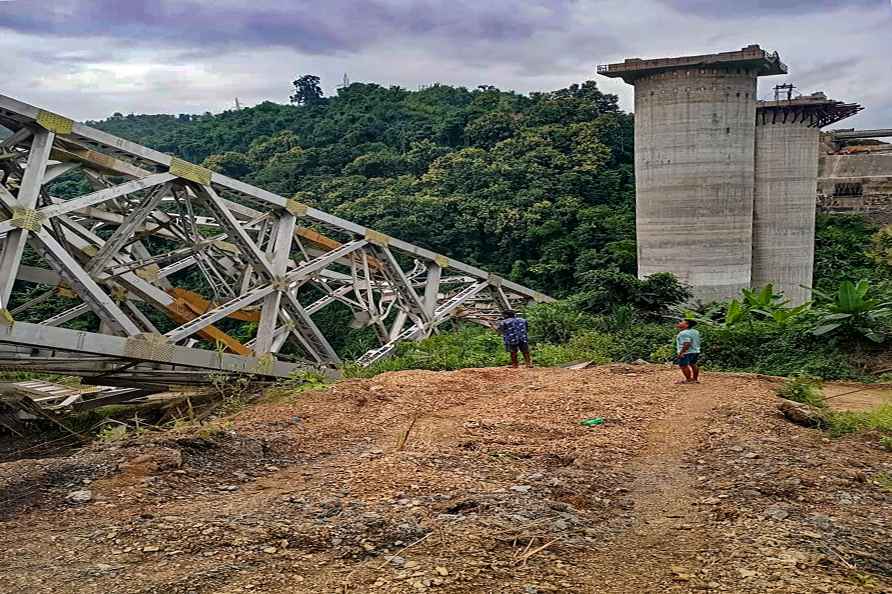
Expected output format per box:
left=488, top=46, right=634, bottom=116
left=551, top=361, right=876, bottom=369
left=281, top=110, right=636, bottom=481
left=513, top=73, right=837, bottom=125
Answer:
left=586, top=384, right=726, bottom=593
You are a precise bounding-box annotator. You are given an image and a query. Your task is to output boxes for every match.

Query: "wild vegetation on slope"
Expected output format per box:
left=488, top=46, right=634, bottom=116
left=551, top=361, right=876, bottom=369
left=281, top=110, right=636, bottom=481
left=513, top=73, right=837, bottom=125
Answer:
left=85, top=80, right=635, bottom=296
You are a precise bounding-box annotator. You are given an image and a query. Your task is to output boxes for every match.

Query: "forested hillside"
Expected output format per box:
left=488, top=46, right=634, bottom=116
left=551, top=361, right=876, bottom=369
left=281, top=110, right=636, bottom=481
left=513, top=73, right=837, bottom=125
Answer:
left=88, top=81, right=635, bottom=296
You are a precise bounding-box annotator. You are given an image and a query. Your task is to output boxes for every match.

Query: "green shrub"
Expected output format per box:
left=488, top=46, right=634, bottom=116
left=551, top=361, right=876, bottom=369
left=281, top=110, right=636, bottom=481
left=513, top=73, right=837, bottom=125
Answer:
left=637, top=273, right=693, bottom=316
left=348, top=326, right=508, bottom=377
left=572, top=270, right=690, bottom=318
left=814, top=215, right=886, bottom=293
left=775, top=376, right=825, bottom=408
left=609, top=323, right=675, bottom=362
left=869, top=224, right=892, bottom=267
left=811, top=279, right=892, bottom=344
left=700, top=323, right=863, bottom=380
left=346, top=324, right=618, bottom=376
left=609, top=304, right=634, bottom=329
left=650, top=343, right=675, bottom=363
left=266, top=371, right=331, bottom=400
left=97, top=423, right=129, bottom=442
left=341, top=296, right=877, bottom=383
left=825, top=404, right=892, bottom=437
left=524, top=300, right=597, bottom=344
left=533, top=331, right=614, bottom=367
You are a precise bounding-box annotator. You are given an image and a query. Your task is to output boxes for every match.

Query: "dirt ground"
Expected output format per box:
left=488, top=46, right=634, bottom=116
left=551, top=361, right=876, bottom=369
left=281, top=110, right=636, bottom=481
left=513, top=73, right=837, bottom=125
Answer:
left=823, top=383, right=892, bottom=412
left=1, top=365, right=890, bottom=594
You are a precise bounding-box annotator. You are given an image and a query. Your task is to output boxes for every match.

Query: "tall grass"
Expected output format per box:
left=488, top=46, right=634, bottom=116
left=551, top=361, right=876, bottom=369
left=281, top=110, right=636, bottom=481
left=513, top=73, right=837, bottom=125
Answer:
left=826, top=404, right=892, bottom=437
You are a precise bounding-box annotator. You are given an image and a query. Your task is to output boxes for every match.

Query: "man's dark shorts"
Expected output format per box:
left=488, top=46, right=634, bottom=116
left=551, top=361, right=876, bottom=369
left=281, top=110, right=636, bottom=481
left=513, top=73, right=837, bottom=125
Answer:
left=506, top=341, right=530, bottom=354
left=677, top=353, right=700, bottom=367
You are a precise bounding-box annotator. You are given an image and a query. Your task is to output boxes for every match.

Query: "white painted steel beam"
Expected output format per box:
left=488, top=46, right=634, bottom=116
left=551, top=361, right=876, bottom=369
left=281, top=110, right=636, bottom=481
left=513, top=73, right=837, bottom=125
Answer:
left=86, top=183, right=169, bottom=275
left=29, top=228, right=142, bottom=336
left=0, top=130, right=54, bottom=305
left=0, top=320, right=307, bottom=379
left=255, top=213, right=295, bottom=354
left=0, top=173, right=176, bottom=235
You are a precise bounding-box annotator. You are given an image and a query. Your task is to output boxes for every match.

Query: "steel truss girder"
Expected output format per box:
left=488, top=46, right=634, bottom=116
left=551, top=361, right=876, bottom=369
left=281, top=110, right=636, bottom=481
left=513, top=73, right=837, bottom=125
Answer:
left=0, top=321, right=327, bottom=384
left=0, top=93, right=552, bottom=386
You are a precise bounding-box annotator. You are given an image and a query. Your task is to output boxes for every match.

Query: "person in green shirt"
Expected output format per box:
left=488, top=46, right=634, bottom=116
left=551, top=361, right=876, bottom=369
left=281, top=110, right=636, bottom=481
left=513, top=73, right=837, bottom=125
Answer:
left=674, top=319, right=701, bottom=384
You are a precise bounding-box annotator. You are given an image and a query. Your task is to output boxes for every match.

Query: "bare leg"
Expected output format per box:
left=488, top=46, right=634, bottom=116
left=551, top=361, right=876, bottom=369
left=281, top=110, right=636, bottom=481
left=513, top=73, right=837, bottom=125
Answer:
left=522, top=351, right=533, bottom=368
left=691, top=364, right=700, bottom=382
left=678, top=365, right=693, bottom=383
left=510, top=351, right=519, bottom=368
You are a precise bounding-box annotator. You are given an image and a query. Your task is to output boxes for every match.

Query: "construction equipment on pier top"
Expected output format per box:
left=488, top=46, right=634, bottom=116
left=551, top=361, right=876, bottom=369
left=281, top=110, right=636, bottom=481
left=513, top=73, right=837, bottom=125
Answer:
left=0, top=94, right=551, bottom=390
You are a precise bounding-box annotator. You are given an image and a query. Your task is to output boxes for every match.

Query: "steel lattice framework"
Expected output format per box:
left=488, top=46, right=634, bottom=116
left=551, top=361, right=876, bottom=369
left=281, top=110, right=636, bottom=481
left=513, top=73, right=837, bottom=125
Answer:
left=0, top=94, right=551, bottom=388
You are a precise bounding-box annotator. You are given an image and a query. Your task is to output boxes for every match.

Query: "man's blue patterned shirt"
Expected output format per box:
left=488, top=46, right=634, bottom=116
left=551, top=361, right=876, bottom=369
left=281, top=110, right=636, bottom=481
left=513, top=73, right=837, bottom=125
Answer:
left=499, top=317, right=528, bottom=347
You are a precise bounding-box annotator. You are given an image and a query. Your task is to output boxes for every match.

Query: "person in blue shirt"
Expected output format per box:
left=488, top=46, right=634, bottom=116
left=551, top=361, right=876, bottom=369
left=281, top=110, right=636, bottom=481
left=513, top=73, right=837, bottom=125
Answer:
left=498, top=311, right=532, bottom=369
left=675, top=319, right=701, bottom=384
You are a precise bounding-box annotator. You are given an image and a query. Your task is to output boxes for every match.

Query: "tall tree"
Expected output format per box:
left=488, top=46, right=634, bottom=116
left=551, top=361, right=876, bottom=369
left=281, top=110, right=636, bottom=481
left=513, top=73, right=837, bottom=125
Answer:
left=290, top=75, right=324, bottom=105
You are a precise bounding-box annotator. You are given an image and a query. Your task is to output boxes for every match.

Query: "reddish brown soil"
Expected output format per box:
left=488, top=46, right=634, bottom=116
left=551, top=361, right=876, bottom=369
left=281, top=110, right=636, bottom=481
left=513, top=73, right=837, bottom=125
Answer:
left=1, top=365, right=890, bottom=593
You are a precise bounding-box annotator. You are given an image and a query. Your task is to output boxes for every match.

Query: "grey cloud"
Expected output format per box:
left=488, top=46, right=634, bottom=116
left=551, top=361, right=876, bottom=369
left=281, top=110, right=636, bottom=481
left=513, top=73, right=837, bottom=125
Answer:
left=657, top=0, right=883, bottom=18
left=0, top=0, right=575, bottom=55
left=0, top=0, right=888, bottom=130
left=793, top=58, right=863, bottom=90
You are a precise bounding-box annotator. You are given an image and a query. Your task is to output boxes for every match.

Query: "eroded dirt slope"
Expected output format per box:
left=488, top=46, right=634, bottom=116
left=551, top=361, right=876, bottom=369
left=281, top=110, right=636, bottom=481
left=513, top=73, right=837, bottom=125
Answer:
left=1, top=366, right=890, bottom=593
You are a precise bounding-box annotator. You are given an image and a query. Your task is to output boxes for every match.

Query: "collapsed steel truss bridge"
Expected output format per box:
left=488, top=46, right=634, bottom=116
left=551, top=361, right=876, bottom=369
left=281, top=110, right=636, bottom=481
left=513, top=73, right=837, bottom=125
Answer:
left=0, top=94, right=550, bottom=388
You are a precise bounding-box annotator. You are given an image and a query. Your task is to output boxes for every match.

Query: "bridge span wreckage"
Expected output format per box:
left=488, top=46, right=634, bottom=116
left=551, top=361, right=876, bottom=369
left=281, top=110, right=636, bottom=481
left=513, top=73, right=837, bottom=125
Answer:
left=0, top=94, right=551, bottom=391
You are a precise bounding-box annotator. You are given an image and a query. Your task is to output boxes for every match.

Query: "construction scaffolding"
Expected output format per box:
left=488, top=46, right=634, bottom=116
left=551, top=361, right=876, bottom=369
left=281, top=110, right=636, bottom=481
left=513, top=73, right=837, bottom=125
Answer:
left=0, top=94, right=551, bottom=389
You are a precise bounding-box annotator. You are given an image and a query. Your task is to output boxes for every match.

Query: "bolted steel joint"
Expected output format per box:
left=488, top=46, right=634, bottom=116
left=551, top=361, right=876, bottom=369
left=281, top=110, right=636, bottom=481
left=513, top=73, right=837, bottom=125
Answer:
left=56, top=283, right=77, bottom=299
left=124, top=333, right=175, bottom=362
left=10, top=208, right=43, bottom=231
left=111, top=285, right=129, bottom=303
left=364, top=229, right=390, bottom=246
left=135, top=263, right=162, bottom=282
left=252, top=352, right=277, bottom=373
left=285, top=199, right=308, bottom=216
left=169, top=157, right=213, bottom=185
left=36, top=110, right=74, bottom=135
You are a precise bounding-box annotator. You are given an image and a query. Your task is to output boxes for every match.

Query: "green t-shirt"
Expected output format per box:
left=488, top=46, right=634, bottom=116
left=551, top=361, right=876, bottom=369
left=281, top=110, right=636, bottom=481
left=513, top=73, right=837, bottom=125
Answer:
left=676, top=329, right=701, bottom=354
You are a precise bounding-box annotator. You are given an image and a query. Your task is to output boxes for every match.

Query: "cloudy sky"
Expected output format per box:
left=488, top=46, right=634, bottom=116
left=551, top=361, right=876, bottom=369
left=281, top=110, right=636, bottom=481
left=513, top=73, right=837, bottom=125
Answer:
left=0, top=0, right=890, bottom=127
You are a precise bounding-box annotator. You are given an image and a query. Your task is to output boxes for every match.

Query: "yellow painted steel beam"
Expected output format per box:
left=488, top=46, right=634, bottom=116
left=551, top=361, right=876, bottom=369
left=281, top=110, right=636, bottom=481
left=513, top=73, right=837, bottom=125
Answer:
left=296, top=226, right=381, bottom=268
left=164, top=297, right=253, bottom=357
left=168, top=287, right=261, bottom=322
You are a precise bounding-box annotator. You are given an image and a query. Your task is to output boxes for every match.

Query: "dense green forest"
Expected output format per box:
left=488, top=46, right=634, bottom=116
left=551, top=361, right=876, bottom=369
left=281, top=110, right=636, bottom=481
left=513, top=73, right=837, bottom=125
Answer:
left=88, top=81, right=635, bottom=296
left=12, top=78, right=892, bottom=380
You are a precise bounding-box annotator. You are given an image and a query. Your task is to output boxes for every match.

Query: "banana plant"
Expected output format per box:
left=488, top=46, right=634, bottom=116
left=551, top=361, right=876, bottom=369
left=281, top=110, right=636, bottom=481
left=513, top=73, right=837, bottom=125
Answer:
left=682, top=298, right=755, bottom=328
left=752, top=302, right=811, bottom=326
left=674, top=284, right=811, bottom=329
left=724, top=299, right=747, bottom=326
left=811, top=280, right=892, bottom=343
left=742, top=284, right=793, bottom=316
left=724, top=284, right=808, bottom=327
